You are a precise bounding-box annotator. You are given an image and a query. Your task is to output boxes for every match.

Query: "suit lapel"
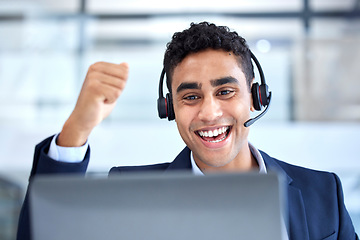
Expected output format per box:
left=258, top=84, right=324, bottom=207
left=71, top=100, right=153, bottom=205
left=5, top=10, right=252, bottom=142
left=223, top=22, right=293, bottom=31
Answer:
left=261, top=151, right=310, bottom=240
left=287, top=186, right=310, bottom=240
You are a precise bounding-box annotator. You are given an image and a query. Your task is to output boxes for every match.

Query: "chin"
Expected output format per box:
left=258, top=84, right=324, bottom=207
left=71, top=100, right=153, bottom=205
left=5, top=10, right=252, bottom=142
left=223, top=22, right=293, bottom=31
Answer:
left=198, top=154, right=233, bottom=168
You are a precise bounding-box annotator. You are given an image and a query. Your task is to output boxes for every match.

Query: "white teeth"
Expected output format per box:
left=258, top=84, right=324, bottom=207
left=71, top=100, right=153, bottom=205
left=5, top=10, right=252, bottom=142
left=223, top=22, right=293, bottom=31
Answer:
left=207, top=134, right=227, bottom=143
left=198, top=126, right=229, bottom=138
left=208, top=131, right=214, bottom=137
left=213, top=129, right=218, bottom=136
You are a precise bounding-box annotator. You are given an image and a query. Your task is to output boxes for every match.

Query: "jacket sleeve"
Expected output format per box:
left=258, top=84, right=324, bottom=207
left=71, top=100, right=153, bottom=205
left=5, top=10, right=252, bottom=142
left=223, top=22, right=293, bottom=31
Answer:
left=16, top=136, right=90, bottom=240
left=333, top=173, right=359, bottom=240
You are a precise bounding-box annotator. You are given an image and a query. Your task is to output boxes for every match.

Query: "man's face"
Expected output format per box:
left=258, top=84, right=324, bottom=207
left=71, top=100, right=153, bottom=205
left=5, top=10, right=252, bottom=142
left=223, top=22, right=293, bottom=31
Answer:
left=171, top=49, right=254, bottom=171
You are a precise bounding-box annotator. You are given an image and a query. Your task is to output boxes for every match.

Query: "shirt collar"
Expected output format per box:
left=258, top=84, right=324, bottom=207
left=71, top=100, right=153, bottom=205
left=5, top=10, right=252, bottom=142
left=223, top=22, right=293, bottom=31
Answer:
left=190, top=142, right=267, bottom=175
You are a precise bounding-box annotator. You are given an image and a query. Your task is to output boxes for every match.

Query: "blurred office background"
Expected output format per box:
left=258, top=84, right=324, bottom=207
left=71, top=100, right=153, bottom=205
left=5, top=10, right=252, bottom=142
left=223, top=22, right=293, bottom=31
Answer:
left=0, top=0, right=360, bottom=238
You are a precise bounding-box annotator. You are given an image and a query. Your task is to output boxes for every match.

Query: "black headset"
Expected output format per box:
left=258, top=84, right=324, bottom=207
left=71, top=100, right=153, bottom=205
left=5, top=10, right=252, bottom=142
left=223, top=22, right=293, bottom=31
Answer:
left=157, top=51, right=272, bottom=127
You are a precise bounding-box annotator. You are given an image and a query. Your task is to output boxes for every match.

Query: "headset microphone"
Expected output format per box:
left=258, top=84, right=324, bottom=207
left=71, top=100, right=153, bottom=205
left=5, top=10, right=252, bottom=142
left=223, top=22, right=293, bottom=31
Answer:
left=157, top=51, right=271, bottom=126
left=244, top=92, right=272, bottom=127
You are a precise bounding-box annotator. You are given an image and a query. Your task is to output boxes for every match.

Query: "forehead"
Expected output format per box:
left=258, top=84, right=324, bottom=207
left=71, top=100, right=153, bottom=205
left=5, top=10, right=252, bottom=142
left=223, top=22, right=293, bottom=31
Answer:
left=171, top=49, right=246, bottom=89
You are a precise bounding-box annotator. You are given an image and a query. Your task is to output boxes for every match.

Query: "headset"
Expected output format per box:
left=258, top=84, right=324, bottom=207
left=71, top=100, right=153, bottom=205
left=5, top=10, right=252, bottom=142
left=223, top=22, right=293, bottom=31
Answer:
left=157, top=51, right=272, bottom=127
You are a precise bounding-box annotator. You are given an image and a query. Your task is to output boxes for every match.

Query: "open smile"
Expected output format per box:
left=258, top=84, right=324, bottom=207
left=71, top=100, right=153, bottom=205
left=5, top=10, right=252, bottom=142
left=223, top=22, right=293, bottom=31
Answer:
left=196, top=126, right=231, bottom=143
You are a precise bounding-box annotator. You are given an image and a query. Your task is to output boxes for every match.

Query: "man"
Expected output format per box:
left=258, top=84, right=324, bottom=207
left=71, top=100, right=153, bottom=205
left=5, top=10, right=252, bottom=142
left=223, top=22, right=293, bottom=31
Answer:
left=17, top=22, right=358, bottom=240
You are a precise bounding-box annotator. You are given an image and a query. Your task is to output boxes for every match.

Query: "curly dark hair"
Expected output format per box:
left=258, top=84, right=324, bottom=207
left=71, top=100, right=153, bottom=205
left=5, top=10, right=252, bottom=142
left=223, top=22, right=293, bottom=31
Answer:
left=163, top=21, right=254, bottom=92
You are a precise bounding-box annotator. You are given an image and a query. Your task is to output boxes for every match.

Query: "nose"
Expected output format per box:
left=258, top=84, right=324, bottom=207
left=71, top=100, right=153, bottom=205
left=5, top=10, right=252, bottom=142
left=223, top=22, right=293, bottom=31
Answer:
left=198, top=96, right=223, bottom=122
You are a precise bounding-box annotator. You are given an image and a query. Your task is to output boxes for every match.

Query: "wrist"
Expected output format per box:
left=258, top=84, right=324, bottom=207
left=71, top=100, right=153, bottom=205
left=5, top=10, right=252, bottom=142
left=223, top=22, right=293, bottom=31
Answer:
left=57, top=118, right=91, bottom=147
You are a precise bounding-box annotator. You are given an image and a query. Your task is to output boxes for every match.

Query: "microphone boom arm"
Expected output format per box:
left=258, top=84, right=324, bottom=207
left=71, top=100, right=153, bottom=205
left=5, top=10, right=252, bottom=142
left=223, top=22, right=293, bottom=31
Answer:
left=244, top=92, right=272, bottom=127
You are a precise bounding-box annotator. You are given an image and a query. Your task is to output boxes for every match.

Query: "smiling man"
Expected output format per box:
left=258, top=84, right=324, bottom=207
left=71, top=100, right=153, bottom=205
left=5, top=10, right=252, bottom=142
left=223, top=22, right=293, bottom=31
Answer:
left=172, top=49, right=256, bottom=172
left=17, top=22, right=358, bottom=240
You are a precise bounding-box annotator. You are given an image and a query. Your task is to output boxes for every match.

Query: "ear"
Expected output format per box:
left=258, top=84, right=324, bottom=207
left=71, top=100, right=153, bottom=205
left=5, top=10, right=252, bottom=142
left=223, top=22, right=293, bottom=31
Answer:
left=249, top=78, right=255, bottom=112
left=250, top=104, right=256, bottom=112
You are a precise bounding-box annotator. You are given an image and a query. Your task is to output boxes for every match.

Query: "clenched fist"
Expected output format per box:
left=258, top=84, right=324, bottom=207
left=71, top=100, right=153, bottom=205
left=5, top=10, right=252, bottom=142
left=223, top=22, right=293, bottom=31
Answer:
left=57, top=62, right=129, bottom=147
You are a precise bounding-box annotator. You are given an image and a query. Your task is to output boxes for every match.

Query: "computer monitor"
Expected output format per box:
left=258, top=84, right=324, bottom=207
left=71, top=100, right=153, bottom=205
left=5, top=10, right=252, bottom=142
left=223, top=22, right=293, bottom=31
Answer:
left=30, top=171, right=287, bottom=240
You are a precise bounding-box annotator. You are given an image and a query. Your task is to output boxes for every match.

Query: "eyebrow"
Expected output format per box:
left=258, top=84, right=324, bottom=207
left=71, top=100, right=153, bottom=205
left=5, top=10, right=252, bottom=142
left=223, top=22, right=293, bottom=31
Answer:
left=210, top=76, right=239, bottom=87
left=175, top=76, right=239, bottom=93
left=176, top=82, right=202, bottom=93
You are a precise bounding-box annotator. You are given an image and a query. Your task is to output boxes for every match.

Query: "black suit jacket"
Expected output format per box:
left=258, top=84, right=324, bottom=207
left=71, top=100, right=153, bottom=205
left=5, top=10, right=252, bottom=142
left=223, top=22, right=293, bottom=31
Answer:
left=17, top=136, right=358, bottom=240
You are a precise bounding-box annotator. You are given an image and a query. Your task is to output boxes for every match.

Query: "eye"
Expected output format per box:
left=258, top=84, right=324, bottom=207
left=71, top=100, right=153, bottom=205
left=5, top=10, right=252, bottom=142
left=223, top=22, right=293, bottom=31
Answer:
left=217, top=89, right=234, bottom=96
left=181, top=94, right=201, bottom=105
left=183, top=95, right=199, bottom=101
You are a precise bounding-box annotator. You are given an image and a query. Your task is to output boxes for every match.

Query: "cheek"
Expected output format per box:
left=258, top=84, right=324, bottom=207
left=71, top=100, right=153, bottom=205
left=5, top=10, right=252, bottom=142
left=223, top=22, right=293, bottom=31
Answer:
left=225, top=98, right=251, bottom=119
left=174, top=106, right=190, bottom=132
left=175, top=114, right=193, bottom=146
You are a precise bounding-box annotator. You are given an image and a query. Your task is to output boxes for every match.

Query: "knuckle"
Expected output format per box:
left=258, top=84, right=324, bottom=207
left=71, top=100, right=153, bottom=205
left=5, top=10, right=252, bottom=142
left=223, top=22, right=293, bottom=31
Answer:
left=88, top=63, right=97, bottom=72
left=86, top=78, right=100, bottom=91
left=88, top=62, right=104, bottom=72
left=87, top=71, right=99, bottom=80
left=115, top=80, right=124, bottom=90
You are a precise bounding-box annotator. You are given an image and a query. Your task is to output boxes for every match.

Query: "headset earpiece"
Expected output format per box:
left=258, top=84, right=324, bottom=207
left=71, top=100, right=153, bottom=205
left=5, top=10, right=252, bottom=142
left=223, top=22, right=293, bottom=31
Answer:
left=166, top=93, right=175, bottom=121
left=157, top=69, right=175, bottom=121
left=251, top=83, right=261, bottom=111
left=157, top=96, right=167, bottom=119
left=251, top=82, right=270, bottom=111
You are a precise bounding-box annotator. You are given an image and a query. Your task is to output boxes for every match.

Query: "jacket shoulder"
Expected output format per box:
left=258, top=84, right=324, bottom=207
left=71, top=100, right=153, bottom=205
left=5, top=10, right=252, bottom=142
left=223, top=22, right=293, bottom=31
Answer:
left=261, top=150, right=333, bottom=177
left=260, top=150, right=339, bottom=192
